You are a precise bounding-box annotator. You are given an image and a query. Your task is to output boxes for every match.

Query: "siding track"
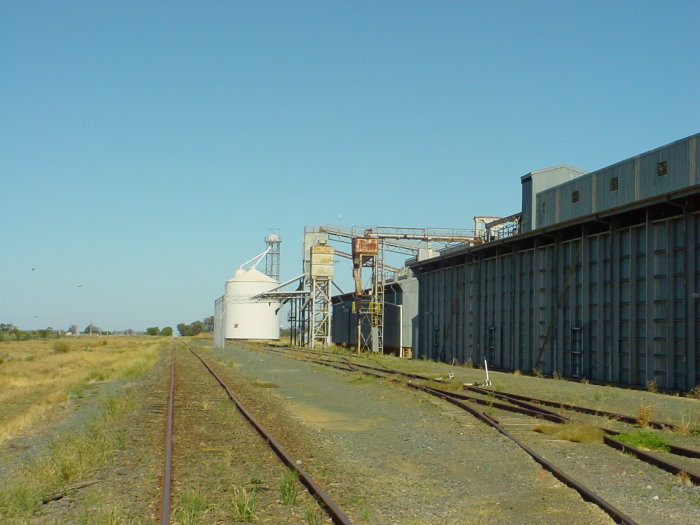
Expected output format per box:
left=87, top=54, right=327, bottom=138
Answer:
left=157, top=344, right=353, bottom=524
left=252, top=344, right=700, bottom=524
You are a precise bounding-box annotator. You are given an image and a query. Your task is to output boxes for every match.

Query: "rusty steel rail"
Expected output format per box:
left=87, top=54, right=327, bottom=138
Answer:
left=427, top=385, right=700, bottom=485
left=188, top=348, right=353, bottom=525
left=159, top=347, right=176, bottom=524
left=342, top=359, right=700, bottom=480
left=414, top=384, right=639, bottom=525
left=465, top=385, right=679, bottom=431
left=298, top=348, right=700, bottom=462
left=274, top=349, right=700, bottom=513
left=317, top=357, right=639, bottom=524
left=255, top=346, right=699, bottom=509
left=266, top=347, right=700, bottom=462
left=464, top=386, right=700, bottom=459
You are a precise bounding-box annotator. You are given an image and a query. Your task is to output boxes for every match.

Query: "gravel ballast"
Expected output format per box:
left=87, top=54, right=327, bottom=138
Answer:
left=209, top=341, right=621, bottom=524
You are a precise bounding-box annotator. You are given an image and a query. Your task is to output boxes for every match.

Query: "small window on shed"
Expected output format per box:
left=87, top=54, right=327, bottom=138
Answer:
left=657, top=161, right=668, bottom=176
left=610, top=177, right=618, bottom=191
left=571, top=190, right=580, bottom=203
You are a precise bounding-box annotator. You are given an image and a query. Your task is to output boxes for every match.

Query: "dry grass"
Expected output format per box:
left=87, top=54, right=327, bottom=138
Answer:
left=646, top=379, right=659, bottom=393
left=677, top=471, right=693, bottom=487
left=675, top=415, right=697, bottom=436
left=637, top=404, right=655, bottom=428
left=0, top=391, right=137, bottom=519
left=0, top=337, right=160, bottom=445
left=252, top=379, right=279, bottom=388
left=513, top=369, right=521, bottom=376
left=423, top=379, right=461, bottom=391
left=382, top=373, right=408, bottom=387
left=532, top=422, right=605, bottom=444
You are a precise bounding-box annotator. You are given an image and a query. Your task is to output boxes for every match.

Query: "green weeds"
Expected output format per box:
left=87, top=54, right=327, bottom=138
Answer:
left=280, top=470, right=299, bottom=505
left=172, top=489, right=212, bottom=525
left=231, top=485, right=257, bottom=521
left=87, top=371, right=107, bottom=382
left=614, top=430, right=670, bottom=451
left=305, top=505, right=324, bottom=525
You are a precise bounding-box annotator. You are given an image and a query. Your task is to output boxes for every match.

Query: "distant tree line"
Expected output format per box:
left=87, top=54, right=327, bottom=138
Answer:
left=0, top=324, right=56, bottom=341
left=0, top=322, right=136, bottom=341
left=176, top=316, right=214, bottom=336
left=145, top=326, right=174, bottom=336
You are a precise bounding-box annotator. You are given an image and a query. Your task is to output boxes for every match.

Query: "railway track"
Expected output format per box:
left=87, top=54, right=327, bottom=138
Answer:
left=263, top=346, right=699, bottom=454
left=321, top=351, right=700, bottom=480
left=250, top=343, right=700, bottom=524
left=157, top=344, right=353, bottom=524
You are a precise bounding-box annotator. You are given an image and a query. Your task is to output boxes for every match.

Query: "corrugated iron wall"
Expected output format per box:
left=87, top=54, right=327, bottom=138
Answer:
left=416, top=210, right=700, bottom=391
left=332, top=286, right=403, bottom=350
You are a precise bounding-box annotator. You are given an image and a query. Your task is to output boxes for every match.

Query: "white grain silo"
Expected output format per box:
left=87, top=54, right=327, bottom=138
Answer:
left=224, top=267, right=280, bottom=340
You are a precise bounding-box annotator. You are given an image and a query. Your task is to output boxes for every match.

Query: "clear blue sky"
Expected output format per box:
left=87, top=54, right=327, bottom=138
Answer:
left=2, top=1, right=698, bottom=332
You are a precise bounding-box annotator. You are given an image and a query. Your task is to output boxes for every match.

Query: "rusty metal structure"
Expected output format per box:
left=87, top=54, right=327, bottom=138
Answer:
left=351, top=237, right=382, bottom=352
left=309, top=243, right=334, bottom=347
left=306, top=225, right=485, bottom=354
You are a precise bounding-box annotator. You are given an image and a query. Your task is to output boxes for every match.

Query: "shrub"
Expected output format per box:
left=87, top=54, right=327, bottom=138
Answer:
left=637, top=404, right=655, bottom=428
left=52, top=341, right=71, bottom=353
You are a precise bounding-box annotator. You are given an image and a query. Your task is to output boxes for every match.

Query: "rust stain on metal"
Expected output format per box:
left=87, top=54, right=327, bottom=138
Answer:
left=352, top=237, right=378, bottom=256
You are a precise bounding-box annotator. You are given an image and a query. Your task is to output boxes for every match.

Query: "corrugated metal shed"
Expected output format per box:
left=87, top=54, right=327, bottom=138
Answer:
left=521, top=165, right=587, bottom=231
left=412, top=197, right=700, bottom=391
left=331, top=275, right=419, bottom=354
left=534, top=134, right=699, bottom=229
left=412, top=134, right=700, bottom=391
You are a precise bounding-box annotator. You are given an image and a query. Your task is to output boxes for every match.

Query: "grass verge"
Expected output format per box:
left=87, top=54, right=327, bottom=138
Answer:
left=0, top=337, right=160, bottom=446
left=0, top=391, right=137, bottom=520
